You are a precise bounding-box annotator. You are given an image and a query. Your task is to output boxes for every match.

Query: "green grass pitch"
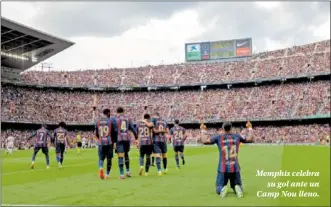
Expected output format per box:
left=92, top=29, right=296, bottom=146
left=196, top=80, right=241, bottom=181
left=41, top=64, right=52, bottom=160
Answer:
left=1, top=145, right=330, bottom=206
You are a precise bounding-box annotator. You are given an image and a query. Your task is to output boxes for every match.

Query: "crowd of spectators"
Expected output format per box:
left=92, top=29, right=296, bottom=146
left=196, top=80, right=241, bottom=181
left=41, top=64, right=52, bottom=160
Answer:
left=1, top=124, right=329, bottom=148
left=20, top=40, right=330, bottom=87
left=2, top=81, right=329, bottom=124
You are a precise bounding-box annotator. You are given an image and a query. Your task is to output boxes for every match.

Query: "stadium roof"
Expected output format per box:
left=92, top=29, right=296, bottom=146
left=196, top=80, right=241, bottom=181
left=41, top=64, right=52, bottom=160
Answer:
left=1, top=17, right=74, bottom=71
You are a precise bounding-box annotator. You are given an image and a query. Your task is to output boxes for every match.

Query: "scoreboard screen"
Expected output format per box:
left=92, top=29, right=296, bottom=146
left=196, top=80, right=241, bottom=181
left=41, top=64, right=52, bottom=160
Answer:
left=185, top=38, right=252, bottom=62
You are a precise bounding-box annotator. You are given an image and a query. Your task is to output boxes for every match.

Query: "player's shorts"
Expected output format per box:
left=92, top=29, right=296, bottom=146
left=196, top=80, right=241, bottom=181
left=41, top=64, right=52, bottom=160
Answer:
left=34, top=146, right=49, bottom=155
left=98, top=144, right=113, bottom=160
left=116, top=141, right=130, bottom=153
left=140, top=145, right=153, bottom=157
left=55, top=143, right=66, bottom=154
left=153, top=141, right=167, bottom=154
left=77, top=142, right=82, bottom=147
left=173, top=145, right=184, bottom=153
left=7, top=143, right=14, bottom=149
left=216, top=171, right=243, bottom=190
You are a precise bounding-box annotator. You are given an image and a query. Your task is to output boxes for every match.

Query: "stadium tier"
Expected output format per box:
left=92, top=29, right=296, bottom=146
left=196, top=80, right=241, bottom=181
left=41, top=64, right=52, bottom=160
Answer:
left=1, top=81, right=330, bottom=123
left=20, top=40, right=330, bottom=87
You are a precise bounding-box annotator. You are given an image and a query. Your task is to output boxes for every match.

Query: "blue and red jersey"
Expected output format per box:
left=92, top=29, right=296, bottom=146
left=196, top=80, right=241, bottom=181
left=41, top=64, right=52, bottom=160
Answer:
left=112, top=114, right=137, bottom=142
left=138, top=120, right=153, bottom=146
left=152, top=118, right=168, bottom=143
left=210, top=133, right=247, bottom=173
left=53, top=127, right=68, bottom=146
left=95, top=117, right=115, bottom=146
left=29, top=127, right=52, bottom=148
left=170, top=125, right=186, bottom=146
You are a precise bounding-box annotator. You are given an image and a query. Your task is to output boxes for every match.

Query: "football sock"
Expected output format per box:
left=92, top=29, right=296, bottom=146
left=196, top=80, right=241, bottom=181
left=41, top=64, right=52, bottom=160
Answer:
left=99, top=159, right=104, bottom=169
left=125, top=154, right=130, bottom=172
left=216, top=186, right=223, bottom=195
left=32, top=151, right=37, bottom=162
left=118, top=157, right=124, bottom=175
left=180, top=154, right=184, bottom=160
left=106, top=158, right=112, bottom=175
left=45, top=153, right=50, bottom=166
left=152, top=157, right=155, bottom=165
left=156, top=157, right=161, bottom=172
left=139, top=157, right=144, bottom=167
left=163, top=158, right=167, bottom=170
left=175, top=154, right=179, bottom=166
left=145, top=156, right=151, bottom=172
left=56, top=154, right=60, bottom=163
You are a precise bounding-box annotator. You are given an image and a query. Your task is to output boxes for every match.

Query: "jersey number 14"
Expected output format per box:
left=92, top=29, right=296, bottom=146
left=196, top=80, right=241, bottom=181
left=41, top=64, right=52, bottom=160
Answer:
left=222, top=145, right=237, bottom=160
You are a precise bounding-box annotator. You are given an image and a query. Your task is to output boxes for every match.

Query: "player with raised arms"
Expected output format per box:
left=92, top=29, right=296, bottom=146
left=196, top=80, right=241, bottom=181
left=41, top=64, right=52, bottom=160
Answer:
left=199, top=121, right=254, bottom=198
left=169, top=119, right=187, bottom=169
left=96, top=108, right=117, bottom=180
left=27, top=124, right=53, bottom=169
left=112, top=107, right=138, bottom=179
left=137, top=114, right=154, bottom=176
left=53, top=122, right=69, bottom=168
left=152, top=112, right=169, bottom=175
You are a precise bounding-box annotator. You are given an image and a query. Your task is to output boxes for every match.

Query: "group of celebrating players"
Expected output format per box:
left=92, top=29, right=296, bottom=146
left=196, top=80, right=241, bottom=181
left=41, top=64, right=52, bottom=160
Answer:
left=23, top=106, right=255, bottom=198
left=95, top=107, right=187, bottom=179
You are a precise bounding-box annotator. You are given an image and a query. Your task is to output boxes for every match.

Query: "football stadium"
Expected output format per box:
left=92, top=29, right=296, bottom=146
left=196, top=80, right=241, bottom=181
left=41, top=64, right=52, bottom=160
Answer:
left=1, top=2, right=330, bottom=207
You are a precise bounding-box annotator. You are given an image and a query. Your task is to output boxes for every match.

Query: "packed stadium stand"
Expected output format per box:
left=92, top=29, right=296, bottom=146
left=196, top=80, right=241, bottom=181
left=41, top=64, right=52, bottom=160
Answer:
left=19, top=40, right=330, bottom=86
left=1, top=17, right=330, bottom=148
left=1, top=80, right=330, bottom=123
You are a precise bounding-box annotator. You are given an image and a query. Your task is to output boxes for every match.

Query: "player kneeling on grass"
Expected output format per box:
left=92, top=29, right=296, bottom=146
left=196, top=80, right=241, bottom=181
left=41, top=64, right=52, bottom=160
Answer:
left=137, top=114, right=154, bottom=176
left=27, top=124, right=53, bottom=169
left=199, top=121, right=254, bottom=198
left=53, top=122, right=69, bottom=168
left=96, top=108, right=117, bottom=180
left=170, top=119, right=187, bottom=169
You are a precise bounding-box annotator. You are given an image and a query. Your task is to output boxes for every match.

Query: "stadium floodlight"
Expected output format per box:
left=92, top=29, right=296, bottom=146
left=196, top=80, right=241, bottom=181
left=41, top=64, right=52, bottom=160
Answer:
left=1, top=51, right=29, bottom=61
